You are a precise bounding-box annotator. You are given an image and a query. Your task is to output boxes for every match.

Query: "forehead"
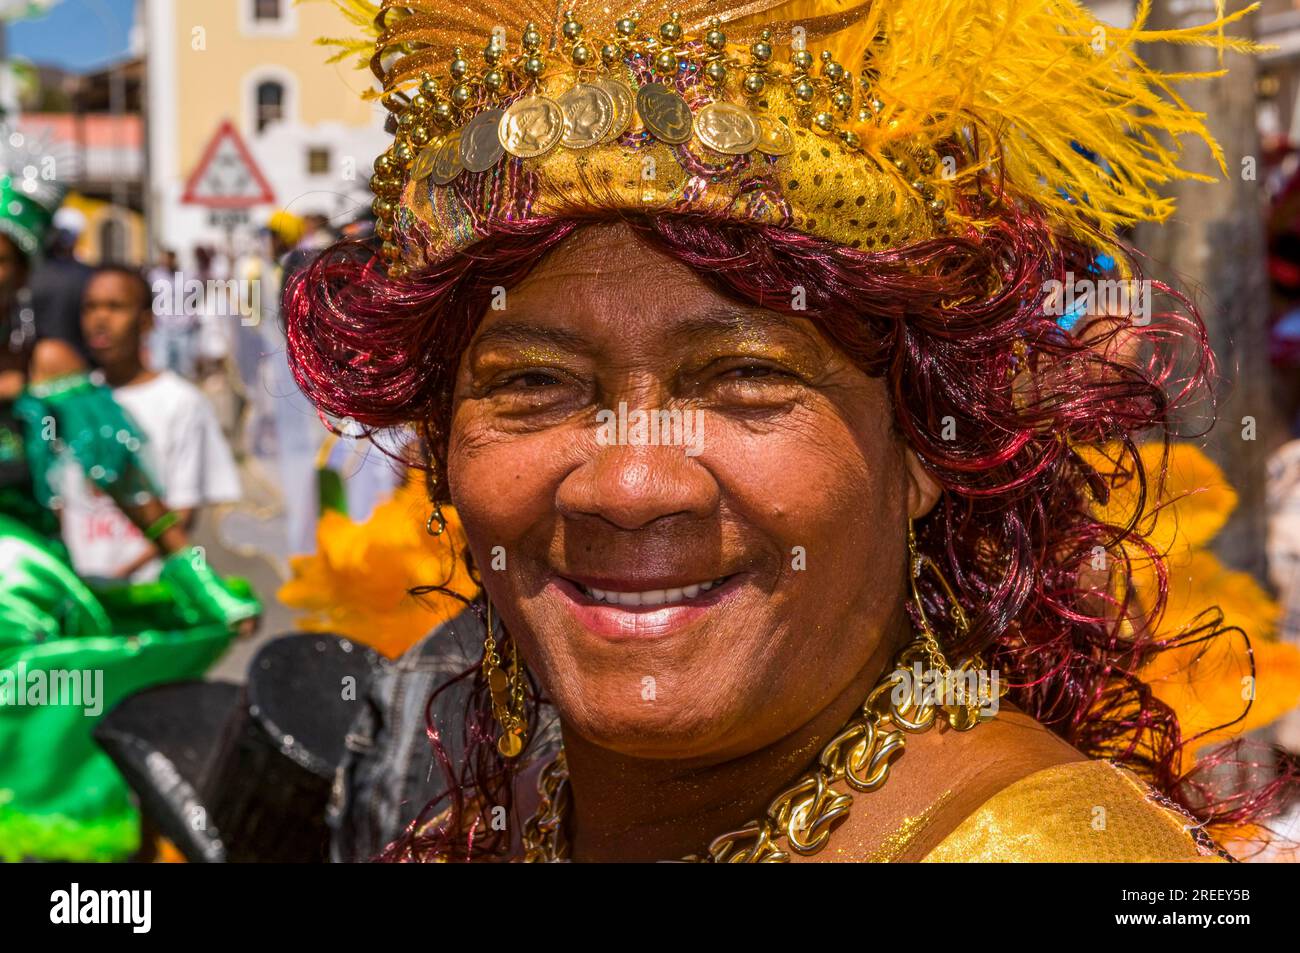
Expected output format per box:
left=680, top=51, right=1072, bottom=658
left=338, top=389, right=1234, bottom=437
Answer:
left=85, top=271, right=148, bottom=309
left=519, top=221, right=674, bottom=280
left=87, top=271, right=136, bottom=294
left=474, top=222, right=830, bottom=356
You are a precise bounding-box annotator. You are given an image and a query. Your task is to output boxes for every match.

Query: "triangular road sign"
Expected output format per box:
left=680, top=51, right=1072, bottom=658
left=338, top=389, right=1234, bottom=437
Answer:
left=181, top=119, right=276, bottom=209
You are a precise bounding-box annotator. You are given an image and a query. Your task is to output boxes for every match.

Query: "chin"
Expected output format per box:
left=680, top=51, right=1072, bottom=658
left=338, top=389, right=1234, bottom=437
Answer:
left=550, top=674, right=756, bottom=761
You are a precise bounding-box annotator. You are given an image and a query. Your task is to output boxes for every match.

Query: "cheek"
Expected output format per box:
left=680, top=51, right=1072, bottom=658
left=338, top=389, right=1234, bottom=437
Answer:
left=445, top=410, right=569, bottom=554
left=706, top=409, right=909, bottom=708
left=710, top=405, right=907, bottom=579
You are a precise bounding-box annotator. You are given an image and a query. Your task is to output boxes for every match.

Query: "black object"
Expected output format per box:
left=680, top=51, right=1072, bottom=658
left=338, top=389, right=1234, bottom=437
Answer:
left=95, top=633, right=382, bottom=862
left=329, top=608, right=562, bottom=861
left=28, top=257, right=92, bottom=360
left=93, top=680, right=239, bottom=862
left=327, top=609, right=480, bottom=861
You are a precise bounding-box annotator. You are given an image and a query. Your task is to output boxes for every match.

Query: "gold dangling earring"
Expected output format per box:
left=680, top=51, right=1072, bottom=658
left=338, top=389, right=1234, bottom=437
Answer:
left=426, top=503, right=447, bottom=537
left=426, top=472, right=447, bottom=537
left=482, top=597, right=528, bottom=758
left=907, top=519, right=969, bottom=670
left=906, top=519, right=986, bottom=730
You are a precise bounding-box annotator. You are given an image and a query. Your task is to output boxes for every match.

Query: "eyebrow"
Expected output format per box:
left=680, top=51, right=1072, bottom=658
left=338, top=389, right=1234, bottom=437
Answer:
left=672, top=306, right=824, bottom=350
left=469, top=306, right=822, bottom=355
left=470, top=322, right=592, bottom=353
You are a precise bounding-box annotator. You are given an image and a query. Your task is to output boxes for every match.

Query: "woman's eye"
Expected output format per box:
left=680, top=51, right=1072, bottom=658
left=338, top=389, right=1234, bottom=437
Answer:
left=700, top=361, right=806, bottom=408
left=717, top=362, right=796, bottom=383
left=726, top=365, right=776, bottom=379
left=492, top=370, right=562, bottom=391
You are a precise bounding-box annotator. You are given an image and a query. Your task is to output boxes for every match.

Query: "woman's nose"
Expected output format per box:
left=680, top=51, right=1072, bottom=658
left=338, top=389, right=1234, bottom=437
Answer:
left=555, top=442, right=720, bottom=531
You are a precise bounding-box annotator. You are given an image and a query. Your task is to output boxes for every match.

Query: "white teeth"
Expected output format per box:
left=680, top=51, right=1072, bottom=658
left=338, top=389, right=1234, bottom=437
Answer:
left=581, top=577, right=729, bottom=606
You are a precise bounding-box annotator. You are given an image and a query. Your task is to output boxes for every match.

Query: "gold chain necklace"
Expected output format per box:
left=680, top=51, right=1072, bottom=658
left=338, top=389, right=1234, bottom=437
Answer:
left=521, top=637, right=993, bottom=863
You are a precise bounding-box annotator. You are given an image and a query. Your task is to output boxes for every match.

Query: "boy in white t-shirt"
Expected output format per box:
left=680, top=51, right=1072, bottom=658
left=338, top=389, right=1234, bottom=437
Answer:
left=59, top=267, right=242, bottom=581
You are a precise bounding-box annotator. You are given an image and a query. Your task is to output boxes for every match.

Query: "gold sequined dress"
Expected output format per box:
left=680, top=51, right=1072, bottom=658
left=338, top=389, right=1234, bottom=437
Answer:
left=921, top=761, right=1228, bottom=863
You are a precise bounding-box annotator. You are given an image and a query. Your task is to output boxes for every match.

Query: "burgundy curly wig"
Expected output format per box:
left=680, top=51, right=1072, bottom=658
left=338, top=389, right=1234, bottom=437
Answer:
left=285, top=198, right=1291, bottom=861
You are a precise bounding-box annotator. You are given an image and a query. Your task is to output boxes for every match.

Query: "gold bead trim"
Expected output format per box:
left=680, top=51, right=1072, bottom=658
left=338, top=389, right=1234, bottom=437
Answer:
left=368, top=9, right=950, bottom=273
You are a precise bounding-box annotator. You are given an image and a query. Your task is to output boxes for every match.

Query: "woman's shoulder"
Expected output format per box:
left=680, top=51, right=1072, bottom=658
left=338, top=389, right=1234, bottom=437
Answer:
left=921, top=759, right=1229, bottom=862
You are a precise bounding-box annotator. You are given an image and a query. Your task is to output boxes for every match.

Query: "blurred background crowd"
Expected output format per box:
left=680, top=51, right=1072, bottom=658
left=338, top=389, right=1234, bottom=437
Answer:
left=2, top=0, right=408, bottom=677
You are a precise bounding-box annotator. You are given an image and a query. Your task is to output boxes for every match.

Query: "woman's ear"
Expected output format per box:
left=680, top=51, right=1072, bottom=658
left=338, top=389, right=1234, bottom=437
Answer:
left=903, top=446, right=942, bottom=520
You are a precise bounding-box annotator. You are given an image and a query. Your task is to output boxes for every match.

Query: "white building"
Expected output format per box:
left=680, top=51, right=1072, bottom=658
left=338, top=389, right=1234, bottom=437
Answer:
left=142, top=0, right=387, bottom=264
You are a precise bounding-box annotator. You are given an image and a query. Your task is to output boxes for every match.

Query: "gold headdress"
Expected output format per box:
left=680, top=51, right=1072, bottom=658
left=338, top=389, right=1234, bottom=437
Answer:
left=325, top=0, right=1261, bottom=275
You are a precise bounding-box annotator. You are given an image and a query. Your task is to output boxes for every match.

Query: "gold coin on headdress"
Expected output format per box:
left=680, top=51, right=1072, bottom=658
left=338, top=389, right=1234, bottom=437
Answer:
left=596, top=78, right=635, bottom=142
left=459, top=108, right=506, bottom=172
left=636, top=82, right=693, bottom=145
left=410, top=141, right=441, bottom=183
left=498, top=95, right=565, bottom=158
left=497, top=731, right=523, bottom=758
left=695, top=102, right=762, bottom=156
left=429, top=132, right=464, bottom=186
left=755, top=117, right=795, bottom=156
left=558, top=83, right=615, bottom=149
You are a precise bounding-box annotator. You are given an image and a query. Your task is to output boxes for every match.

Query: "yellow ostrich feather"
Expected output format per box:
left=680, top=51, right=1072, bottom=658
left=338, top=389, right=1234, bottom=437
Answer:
left=303, top=0, right=382, bottom=65
left=775, top=0, right=1264, bottom=252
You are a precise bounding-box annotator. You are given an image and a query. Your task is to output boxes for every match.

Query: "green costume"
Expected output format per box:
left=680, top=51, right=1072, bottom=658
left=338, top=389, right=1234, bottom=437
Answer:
left=0, top=375, right=259, bottom=862
left=0, top=143, right=258, bottom=860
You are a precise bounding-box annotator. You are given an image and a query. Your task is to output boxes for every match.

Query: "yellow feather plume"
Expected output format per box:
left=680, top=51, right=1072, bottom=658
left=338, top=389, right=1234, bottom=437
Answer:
left=305, top=0, right=381, bottom=66
left=750, top=0, right=1266, bottom=251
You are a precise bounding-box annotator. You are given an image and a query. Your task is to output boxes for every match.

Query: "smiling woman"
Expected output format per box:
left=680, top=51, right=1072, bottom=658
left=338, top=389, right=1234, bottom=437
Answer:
left=284, top=0, right=1291, bottom=862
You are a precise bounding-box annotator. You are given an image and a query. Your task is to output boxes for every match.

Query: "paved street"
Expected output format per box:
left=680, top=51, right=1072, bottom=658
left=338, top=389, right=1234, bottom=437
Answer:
left=193, top=468, right=298, bottom=683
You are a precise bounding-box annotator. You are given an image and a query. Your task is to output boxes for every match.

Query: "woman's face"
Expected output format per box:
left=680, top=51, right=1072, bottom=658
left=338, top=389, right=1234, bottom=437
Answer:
left=448, top=222, right=939, bottom=761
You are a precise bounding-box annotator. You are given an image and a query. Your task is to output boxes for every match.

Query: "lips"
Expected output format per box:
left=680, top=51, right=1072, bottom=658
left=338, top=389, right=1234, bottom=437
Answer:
left=574, top=576, right=732, bottom=607
left=548, top=572, right=746, bottom=639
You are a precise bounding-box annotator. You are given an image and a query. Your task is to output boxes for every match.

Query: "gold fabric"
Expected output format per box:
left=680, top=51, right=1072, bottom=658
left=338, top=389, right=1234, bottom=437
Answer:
left=921, top=760, right=1227, bottom=863
left=396, top=63, right=935, bottom=269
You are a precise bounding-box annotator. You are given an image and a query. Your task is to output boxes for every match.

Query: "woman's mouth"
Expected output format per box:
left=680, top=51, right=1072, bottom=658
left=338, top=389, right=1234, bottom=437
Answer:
left=574, top=576, right=732, bottom=607
left=548, top=573, right=744, bottom=639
